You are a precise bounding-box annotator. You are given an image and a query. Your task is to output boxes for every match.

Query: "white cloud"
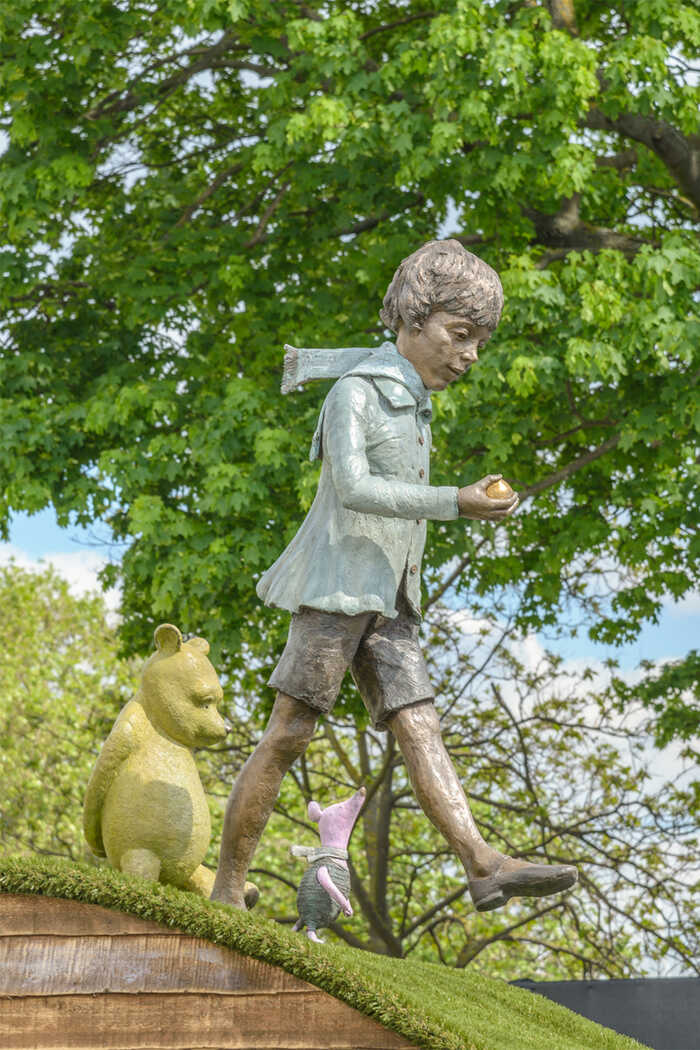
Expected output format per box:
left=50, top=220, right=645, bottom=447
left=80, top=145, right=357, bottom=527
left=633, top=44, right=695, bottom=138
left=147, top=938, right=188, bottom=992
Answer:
left=0, top=543, right=121, bottom=618
left=429, top=603, right=695, bottom=788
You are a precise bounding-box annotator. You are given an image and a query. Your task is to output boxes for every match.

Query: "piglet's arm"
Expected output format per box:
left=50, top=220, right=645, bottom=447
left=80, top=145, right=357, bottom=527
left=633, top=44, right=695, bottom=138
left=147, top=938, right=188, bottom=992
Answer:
left=317, top=865, right=352, bottom=916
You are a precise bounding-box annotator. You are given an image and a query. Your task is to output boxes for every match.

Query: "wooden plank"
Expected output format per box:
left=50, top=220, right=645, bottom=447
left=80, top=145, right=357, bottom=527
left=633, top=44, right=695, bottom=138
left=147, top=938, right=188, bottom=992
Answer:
left=0, top=992, right=417, bottom=1049
left=0, top=895, right=180, bottom=937
left=0, top=935, right=308, bottom=996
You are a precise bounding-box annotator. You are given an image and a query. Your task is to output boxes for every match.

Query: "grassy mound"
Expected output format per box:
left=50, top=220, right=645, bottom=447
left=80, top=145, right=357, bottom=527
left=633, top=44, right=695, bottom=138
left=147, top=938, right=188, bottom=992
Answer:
left=0, top=856, right=649, bottom=1050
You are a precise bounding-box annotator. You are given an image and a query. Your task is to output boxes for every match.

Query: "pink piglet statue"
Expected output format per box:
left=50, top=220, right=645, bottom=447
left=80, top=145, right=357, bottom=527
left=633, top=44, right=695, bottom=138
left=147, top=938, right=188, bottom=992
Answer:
left=290, top=786, right=366, bottom=944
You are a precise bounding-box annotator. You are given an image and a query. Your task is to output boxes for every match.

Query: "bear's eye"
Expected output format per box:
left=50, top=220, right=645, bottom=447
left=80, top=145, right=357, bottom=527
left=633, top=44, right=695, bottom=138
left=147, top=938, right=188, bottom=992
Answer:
left=194, top=693, right=215, bottom=707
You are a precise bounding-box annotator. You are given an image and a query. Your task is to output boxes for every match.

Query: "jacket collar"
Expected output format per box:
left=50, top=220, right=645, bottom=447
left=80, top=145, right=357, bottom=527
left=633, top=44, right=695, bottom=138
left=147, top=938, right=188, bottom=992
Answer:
left=343, top=342, right=432, bottom=419
left=310, top=343, right=432, bottom=462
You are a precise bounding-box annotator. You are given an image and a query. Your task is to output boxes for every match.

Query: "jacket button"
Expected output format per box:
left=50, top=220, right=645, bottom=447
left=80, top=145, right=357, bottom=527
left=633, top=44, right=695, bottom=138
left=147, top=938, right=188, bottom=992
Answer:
left=418, top=435, right=424, bottom=446
left=418, top=468, right=425, bottom=478
left=409, top=564, right=418, bottom=575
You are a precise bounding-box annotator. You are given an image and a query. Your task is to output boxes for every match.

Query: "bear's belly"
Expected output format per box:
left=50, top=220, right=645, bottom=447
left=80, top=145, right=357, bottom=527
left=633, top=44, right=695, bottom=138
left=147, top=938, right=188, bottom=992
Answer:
left=102, top=747, right=211, bottom=883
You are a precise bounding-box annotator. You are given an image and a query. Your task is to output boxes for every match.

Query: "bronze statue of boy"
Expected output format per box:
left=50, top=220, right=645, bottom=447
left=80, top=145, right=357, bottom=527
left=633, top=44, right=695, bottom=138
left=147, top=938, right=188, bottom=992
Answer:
left=212, top=239, right=577, bottom=912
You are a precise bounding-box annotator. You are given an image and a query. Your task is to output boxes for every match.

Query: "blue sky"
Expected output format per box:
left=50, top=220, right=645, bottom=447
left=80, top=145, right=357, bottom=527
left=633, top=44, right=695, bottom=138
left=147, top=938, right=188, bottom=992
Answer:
left=4, top=505, right=698, bottom=671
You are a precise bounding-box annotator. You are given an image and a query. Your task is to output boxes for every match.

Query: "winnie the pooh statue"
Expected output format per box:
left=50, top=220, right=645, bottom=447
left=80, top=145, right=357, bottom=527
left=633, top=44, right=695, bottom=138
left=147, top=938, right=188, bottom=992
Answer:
left=84, top=623, right=257, bottom=907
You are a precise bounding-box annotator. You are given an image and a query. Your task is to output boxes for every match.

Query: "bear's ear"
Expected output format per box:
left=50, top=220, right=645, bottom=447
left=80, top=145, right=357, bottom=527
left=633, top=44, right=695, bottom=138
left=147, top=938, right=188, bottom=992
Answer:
left=153, top=623, right=183, bottom=654
left=187, top=636, right=210, bottom=655
left=308, top=801, right=323, bottom=823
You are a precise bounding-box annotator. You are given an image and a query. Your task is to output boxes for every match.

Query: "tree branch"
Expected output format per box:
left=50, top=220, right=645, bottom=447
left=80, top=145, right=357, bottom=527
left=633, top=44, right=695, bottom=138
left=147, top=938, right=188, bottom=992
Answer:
left=425, top=432, right=624, bottom=604
left=323, top=721, right=362, bottom=784
left=595, top=149, right=638, bottom=171
left=359, top=12, right=438, bottom=41
left=170, top=161, right=245, bottom=232
left=519, top=433, right=621, bottom=500
left=548, top=0, right=578, bottom=35
left=348, top=858, right=404, bottom=957
left=584, top=106, right=700, bottom=214
left=330, top=194, right=424, bottom=239
left=456, top=900, right=563, bottom=966
left=523, top=195, right=650, bottom=258
left=402, top=883, right=469, bottom=937
left=424, top=537, right=488, bottom=609
left=244, top=179, right=293, bottom=248
left=84, top=32, right=239, bottom=122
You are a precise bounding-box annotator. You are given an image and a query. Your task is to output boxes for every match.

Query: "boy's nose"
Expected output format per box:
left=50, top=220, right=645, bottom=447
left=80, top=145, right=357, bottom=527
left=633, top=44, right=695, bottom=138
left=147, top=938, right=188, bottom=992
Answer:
left=459, top=343, right=479, bottom=364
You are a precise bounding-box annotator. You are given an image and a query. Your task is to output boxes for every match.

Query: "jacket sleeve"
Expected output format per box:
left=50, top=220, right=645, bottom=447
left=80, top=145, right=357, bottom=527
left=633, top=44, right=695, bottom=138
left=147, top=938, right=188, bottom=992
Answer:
left=323, top=377, right=459, bottom=520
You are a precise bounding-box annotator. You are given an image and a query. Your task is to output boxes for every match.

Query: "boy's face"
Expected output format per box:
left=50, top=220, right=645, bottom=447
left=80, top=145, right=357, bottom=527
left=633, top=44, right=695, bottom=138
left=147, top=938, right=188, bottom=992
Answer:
left=396, top=310, right=493, bottom=391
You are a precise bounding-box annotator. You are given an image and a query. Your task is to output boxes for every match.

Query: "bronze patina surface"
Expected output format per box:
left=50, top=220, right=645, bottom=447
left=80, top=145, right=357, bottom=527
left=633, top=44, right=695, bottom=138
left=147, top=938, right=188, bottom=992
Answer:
left=212, top=240, right=577, bottom=914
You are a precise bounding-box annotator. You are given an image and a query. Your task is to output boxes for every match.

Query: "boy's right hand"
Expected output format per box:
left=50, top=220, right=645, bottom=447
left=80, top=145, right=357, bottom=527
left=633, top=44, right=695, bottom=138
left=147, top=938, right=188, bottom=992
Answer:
left=458, top=474, right=519, bottom=521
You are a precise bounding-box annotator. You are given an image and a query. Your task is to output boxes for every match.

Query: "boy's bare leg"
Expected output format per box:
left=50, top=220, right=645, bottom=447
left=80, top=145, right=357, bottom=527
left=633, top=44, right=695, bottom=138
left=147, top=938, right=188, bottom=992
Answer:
left=388, top=700, right=501, bottom=879
left=212, top=691, right=318, bottom=908
left=388, top=700, right=577, bottom=909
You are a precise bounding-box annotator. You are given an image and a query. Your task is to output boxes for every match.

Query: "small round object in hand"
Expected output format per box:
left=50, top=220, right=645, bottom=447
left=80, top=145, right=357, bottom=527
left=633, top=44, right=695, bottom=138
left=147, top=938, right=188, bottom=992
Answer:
left=486, top=478, right=514, bottom=499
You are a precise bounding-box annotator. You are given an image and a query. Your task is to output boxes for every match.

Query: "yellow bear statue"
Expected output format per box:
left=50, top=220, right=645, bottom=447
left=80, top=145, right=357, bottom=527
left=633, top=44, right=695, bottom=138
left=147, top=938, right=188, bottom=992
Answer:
left=84, top=623, right=257, bottom=907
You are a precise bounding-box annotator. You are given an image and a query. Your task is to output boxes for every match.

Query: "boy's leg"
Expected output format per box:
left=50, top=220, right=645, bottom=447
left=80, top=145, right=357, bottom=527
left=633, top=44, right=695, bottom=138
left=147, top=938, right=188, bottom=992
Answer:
left=211, top=691, right=318, bottom=908
left=388, top=700, right=577, bottom=910
left=213, top=607, right=371, bottom=908
left=387, top=700, right=502, bottom=879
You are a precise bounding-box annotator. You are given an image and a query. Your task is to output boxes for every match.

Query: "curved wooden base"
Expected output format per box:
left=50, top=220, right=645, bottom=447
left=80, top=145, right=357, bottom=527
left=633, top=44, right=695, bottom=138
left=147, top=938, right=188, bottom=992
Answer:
left=0, top=894, right=416, bottom=1050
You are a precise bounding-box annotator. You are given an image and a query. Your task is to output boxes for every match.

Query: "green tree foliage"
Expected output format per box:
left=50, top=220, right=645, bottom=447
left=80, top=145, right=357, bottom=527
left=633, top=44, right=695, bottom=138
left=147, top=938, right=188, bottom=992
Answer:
left=0, top=562, right=138, bottom=859
left=0, top=2, right=697, bottom=737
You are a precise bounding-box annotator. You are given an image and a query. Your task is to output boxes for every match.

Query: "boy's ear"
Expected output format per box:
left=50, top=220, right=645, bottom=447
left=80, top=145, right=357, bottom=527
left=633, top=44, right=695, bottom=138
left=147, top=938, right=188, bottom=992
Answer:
left=308, top=801, right=323, bottom=822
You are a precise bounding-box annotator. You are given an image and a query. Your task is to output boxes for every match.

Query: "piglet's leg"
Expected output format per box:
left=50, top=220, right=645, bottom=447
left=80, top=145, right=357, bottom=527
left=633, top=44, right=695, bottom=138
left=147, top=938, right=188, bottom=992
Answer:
left=317, top=865, right=352, bottom=917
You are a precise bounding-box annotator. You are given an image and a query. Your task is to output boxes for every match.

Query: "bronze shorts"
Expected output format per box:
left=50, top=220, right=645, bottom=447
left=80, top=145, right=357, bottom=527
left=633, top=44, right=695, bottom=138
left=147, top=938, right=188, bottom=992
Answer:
left=268, top=593, right=434, bottom=731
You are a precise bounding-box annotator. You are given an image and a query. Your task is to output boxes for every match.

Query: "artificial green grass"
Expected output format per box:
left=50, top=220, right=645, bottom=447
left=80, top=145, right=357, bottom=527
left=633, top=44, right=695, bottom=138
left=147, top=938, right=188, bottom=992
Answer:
left=0, top=855, right=650, bottom=1050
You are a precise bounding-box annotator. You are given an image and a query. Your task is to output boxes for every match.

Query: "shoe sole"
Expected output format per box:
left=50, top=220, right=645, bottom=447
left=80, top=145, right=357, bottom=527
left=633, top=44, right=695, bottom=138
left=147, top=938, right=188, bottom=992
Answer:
left=471, top=867, right=578, bottom=913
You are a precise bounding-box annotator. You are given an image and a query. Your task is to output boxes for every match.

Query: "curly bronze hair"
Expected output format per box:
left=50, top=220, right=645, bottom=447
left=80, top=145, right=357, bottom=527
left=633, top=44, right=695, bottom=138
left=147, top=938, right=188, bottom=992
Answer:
left=380, top=239, right=503, bottom=334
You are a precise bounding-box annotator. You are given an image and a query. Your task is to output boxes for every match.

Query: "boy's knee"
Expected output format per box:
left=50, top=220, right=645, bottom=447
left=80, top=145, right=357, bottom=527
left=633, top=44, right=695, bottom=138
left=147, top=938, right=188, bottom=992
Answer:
left=389, top=699, right=440, bottom=739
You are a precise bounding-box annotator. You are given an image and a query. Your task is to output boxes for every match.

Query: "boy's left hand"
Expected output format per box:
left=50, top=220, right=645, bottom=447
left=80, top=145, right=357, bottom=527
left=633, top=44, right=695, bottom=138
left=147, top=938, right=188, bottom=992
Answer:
left=458, top=474, right=519, bottom=521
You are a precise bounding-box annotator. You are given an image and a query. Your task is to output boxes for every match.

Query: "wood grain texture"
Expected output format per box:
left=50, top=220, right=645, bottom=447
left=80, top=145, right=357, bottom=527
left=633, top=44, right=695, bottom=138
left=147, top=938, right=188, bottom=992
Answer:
left=0, top=895, right=417, bottom=1050
left=0, top=934, right=307, bottom=995
left=0, top=894, right=180, bottom=936
left=0, top=991, right=415, bottom=1049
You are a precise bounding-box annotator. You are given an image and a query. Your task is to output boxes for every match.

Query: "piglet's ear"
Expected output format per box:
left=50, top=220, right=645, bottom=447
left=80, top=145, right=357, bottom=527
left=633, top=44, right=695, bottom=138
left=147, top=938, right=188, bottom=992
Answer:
left=153, top=623, right=183, bottom=654
left=187, top=636, right=210, bottom=654
left=308, top=801, right=323, bottom=822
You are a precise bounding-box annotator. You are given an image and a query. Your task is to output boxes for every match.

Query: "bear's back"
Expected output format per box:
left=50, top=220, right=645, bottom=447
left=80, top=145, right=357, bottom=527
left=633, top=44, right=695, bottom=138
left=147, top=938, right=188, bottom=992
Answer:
left=101, top=729, right=211, bottom=883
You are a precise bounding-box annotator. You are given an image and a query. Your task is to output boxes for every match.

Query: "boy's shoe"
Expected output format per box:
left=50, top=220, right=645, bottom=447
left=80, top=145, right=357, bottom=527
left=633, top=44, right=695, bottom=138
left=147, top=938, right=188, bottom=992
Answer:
left=469, top=856, right=578, bottom=912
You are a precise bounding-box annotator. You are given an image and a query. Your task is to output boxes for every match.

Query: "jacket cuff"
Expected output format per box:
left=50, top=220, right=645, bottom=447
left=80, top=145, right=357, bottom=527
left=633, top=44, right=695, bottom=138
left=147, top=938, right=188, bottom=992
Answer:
left=435, top=486, right=460, bottom=520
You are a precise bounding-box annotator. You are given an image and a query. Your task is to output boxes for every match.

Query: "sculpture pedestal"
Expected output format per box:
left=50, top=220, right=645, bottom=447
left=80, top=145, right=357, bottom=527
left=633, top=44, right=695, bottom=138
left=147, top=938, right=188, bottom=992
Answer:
left=0, top=894, right=415, bottom=1050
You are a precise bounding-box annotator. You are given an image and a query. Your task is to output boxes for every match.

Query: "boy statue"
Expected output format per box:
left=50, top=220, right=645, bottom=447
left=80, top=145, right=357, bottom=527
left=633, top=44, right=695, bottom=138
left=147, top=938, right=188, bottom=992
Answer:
left=212, top=239, right=577, bottom=913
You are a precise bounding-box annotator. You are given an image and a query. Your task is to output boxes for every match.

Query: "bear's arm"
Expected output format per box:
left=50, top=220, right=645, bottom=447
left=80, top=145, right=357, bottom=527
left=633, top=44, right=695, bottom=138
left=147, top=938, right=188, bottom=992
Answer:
left=83, top=700, right=147, bottom=856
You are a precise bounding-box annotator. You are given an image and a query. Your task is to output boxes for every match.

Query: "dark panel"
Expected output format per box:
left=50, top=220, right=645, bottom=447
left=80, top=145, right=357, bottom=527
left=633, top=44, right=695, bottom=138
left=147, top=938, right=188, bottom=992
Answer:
left=513, top=978, right=700, bottom=1050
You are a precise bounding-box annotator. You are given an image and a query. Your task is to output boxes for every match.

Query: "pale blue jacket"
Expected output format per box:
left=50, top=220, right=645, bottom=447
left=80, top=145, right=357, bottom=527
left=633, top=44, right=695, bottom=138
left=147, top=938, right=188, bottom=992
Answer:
left=256, top=344, right=459, bottom=620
